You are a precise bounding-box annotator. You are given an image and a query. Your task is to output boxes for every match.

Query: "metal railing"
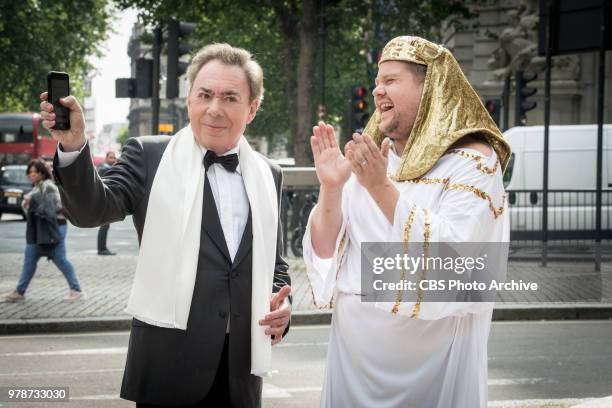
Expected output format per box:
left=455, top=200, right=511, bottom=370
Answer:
left=508, top=190, right=612, bottom=241
left=280, top=168, right=612, bottom=256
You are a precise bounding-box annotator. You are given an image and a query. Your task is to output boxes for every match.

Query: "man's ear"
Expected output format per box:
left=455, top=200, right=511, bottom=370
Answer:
left=246, top=99, right=260, bottom=124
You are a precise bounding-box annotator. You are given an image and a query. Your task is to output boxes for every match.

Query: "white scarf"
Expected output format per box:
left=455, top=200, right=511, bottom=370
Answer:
left=125, top=125, right=278, bottom=377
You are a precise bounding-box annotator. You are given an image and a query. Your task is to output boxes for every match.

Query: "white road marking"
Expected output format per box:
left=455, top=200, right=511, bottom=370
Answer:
left=571, top=396, right=612, bottom=407
left=62, top=386, right=324, bottom=401
left=289, top=325, right=331, bottom=330
left=491, top=320, right=612, bottom=326
left=71, top=394, right=121, bottom=400
left=0, top=343, right=326, bottom=356
left=0, top=331, right=129, bottom=340
left=488, top=377, right=559, bottom=386
left=488, top=398, right=593, bottom=407
left=262, top=383, right=292, bottom=398
left=276, top=341, right=328, bottom=348
left=0, top=368, right=122, bottom=377
left=0, top=347, right=127, bottom=357
left=263, top=384, right=322, bottom=398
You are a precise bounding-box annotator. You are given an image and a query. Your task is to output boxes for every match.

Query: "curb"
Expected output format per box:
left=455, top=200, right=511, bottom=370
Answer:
left=1, top=305, right=611, bottom=335
left=492, top=304, right=612, bottom=321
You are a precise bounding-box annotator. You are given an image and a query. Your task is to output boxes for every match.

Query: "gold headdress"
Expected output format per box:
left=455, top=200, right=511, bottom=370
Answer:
left=363, top=36, right=511, bottom=181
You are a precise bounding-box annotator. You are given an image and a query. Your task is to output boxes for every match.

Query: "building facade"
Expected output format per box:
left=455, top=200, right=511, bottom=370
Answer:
left=446, top=0, right=611, bottom=128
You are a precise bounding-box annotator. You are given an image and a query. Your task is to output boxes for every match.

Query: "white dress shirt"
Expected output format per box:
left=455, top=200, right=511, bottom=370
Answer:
left=200, top=144, right=250, bottom=261
left=57, top=142, right=250, bottom=260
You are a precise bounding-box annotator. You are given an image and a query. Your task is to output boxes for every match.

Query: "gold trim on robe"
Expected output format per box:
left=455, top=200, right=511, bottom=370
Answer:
left=411, top=208, right=431, bottom=319
left=392, top=204, right=417, bottom=315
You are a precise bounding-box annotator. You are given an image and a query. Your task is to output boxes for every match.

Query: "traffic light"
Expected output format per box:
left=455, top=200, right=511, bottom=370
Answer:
left=115, top=59, right=153, bottom=98
left=350, top=86, right=369, bottom=134
left=515, top=70, right=538, bottom=126
left=115, top=78, right=135, bottom=98
left=135, top=58, right=153, bottom=98
left=166, top=19, right=196, bottom=99
left=484, top=99, right=501, bottom=127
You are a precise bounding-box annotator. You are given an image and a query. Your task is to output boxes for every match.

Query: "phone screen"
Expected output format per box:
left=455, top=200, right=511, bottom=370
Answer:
left=51, top=79, right=69, bottom=124
left=48, top=72, right=70, bottom=130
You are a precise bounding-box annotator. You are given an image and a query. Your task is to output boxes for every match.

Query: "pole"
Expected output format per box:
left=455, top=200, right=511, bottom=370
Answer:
left=318, top=0, right=326, bottom=120
left=594, top=0, right=606, bottom=272
left=515, top=70, right=524, bottom=127
left=542, top=0, right=554, bottom=267
left=151, top=26, right=161, bottom=136
left=502, top=74, right=510, bottom=132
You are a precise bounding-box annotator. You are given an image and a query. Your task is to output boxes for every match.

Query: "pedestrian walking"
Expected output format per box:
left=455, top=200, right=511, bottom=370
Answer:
left=3, top=159, right=84, bottom=302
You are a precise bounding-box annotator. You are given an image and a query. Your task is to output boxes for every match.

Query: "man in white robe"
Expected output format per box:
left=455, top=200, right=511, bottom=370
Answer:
left=303, top=36, right=512, bottom=407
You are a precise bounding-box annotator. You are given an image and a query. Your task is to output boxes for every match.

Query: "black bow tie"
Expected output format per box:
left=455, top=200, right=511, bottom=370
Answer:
left=203, top=150, right=239, bottom=172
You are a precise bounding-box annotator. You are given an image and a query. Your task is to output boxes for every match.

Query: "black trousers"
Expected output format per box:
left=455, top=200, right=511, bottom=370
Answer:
left=97, top=223, right=110, bottom=252
left=136, top=335, right=230, bottom=408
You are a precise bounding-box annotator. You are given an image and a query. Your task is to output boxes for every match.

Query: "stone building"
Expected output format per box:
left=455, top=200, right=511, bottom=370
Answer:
left=446, top=0, right=611, bottom=128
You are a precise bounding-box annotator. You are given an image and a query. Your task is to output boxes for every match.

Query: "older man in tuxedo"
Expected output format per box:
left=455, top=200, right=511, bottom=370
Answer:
left=41, top=43, right=291, bottom=407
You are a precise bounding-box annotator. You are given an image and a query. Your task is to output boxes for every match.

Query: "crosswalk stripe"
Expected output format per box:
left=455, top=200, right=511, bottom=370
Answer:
left=0, top=368, right=123, bottom=377
left=0, top=347, right=127, bottom=357
left=488, top=398, right=593, bottom=407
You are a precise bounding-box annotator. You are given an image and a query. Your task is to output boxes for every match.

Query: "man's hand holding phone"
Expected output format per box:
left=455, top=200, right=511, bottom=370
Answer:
left=40, top=74, right=86, bottom=152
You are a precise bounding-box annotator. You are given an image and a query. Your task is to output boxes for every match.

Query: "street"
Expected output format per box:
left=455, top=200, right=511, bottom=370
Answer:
left=0, top=321, right=611, bottom=408
left=0, top=214, right=139, bottom=256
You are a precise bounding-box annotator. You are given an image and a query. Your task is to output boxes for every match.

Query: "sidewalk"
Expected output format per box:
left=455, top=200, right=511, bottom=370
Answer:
left=1, top=253, right=611, bottom=334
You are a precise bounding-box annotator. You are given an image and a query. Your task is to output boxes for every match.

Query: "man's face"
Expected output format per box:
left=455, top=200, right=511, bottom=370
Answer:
left=106, top=153, right=116, bottom=166
left=373, top=61, right=425, bottom=141
left=187, top=59, right=259, bottom=154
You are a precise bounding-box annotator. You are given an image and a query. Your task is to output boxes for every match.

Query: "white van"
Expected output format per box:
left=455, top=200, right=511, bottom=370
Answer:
left=502, top=125, right=612, bottom=239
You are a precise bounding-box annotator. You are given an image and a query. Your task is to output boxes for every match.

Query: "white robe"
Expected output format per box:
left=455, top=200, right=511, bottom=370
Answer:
left=303, top=147, right=509, bottom=408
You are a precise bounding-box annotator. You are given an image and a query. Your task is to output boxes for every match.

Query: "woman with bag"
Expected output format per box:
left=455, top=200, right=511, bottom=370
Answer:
left=3, top=159, right=83, bottom=302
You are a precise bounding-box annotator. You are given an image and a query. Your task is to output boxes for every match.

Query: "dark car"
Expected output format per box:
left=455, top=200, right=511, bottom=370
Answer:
left=0, top=164, right=31, bottom=220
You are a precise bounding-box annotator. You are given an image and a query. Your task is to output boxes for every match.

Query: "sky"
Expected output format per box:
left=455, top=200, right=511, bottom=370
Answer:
left=90, top=8, right=138, bottom=135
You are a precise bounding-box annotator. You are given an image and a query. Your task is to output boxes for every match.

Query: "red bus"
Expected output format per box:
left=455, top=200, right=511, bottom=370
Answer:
left=0, top=113, right=56, bottom=165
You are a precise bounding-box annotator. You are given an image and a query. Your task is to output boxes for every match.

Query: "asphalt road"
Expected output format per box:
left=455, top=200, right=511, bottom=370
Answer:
left=0, top=321, right=611, bottom=408
left=0, top=214, right=139, bottom=256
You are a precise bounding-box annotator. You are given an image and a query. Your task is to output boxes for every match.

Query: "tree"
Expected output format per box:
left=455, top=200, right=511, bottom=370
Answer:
left=0, top=0, right=113, bottom=112
left=117, top=123, right=130, bottom=146
left=114, top=0, right=477, bottom=164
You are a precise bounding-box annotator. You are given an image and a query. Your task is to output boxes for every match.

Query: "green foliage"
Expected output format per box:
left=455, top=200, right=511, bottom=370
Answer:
left=117, top=123, right=130, bottom=147
left=0, top=0, right=114, bottom=112
left=114, top=0, right=478, bottom=152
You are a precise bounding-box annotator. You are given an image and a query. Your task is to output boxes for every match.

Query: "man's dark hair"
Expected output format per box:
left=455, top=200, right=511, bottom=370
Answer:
left=106, top=151, right=116, bottom=158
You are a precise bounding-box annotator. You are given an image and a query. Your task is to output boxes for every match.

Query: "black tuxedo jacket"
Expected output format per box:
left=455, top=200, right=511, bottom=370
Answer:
left=53, top=136, right=290, bottom=407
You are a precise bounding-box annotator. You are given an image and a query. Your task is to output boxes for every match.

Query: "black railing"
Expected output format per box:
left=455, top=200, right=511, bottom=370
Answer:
left=281, top=188, right=318, bottom=257
left=509, top=190, right=612, bottom=241
left=280, top=170, right=612, bottom=256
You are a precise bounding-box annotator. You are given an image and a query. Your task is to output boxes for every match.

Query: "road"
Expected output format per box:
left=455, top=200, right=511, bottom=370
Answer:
left=0, top=321, right=611, bottom=408
left=0, top=214, right=139, bottom=256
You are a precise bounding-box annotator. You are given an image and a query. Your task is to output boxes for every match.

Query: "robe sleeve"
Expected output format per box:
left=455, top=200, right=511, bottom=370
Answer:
left=376, top=153, right=509, bottom=320
left=302, top=182, right=351, bottom=308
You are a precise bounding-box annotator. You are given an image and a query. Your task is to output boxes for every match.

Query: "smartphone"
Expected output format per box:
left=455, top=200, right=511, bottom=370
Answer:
left=47, top=71, right=70, bottom=130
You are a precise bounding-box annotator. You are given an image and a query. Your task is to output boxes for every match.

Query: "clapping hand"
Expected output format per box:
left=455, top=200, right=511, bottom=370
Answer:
left=345, top=133, right=391, bottom=190
left=310, top=122, right=351, bottom=189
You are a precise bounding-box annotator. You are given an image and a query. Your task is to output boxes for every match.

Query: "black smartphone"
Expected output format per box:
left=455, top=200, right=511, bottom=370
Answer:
left=47, top=71, right=70, bottom=130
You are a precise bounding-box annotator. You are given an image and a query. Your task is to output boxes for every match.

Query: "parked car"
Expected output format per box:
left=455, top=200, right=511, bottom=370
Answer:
left=0, top=164, right=31, bottom=220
